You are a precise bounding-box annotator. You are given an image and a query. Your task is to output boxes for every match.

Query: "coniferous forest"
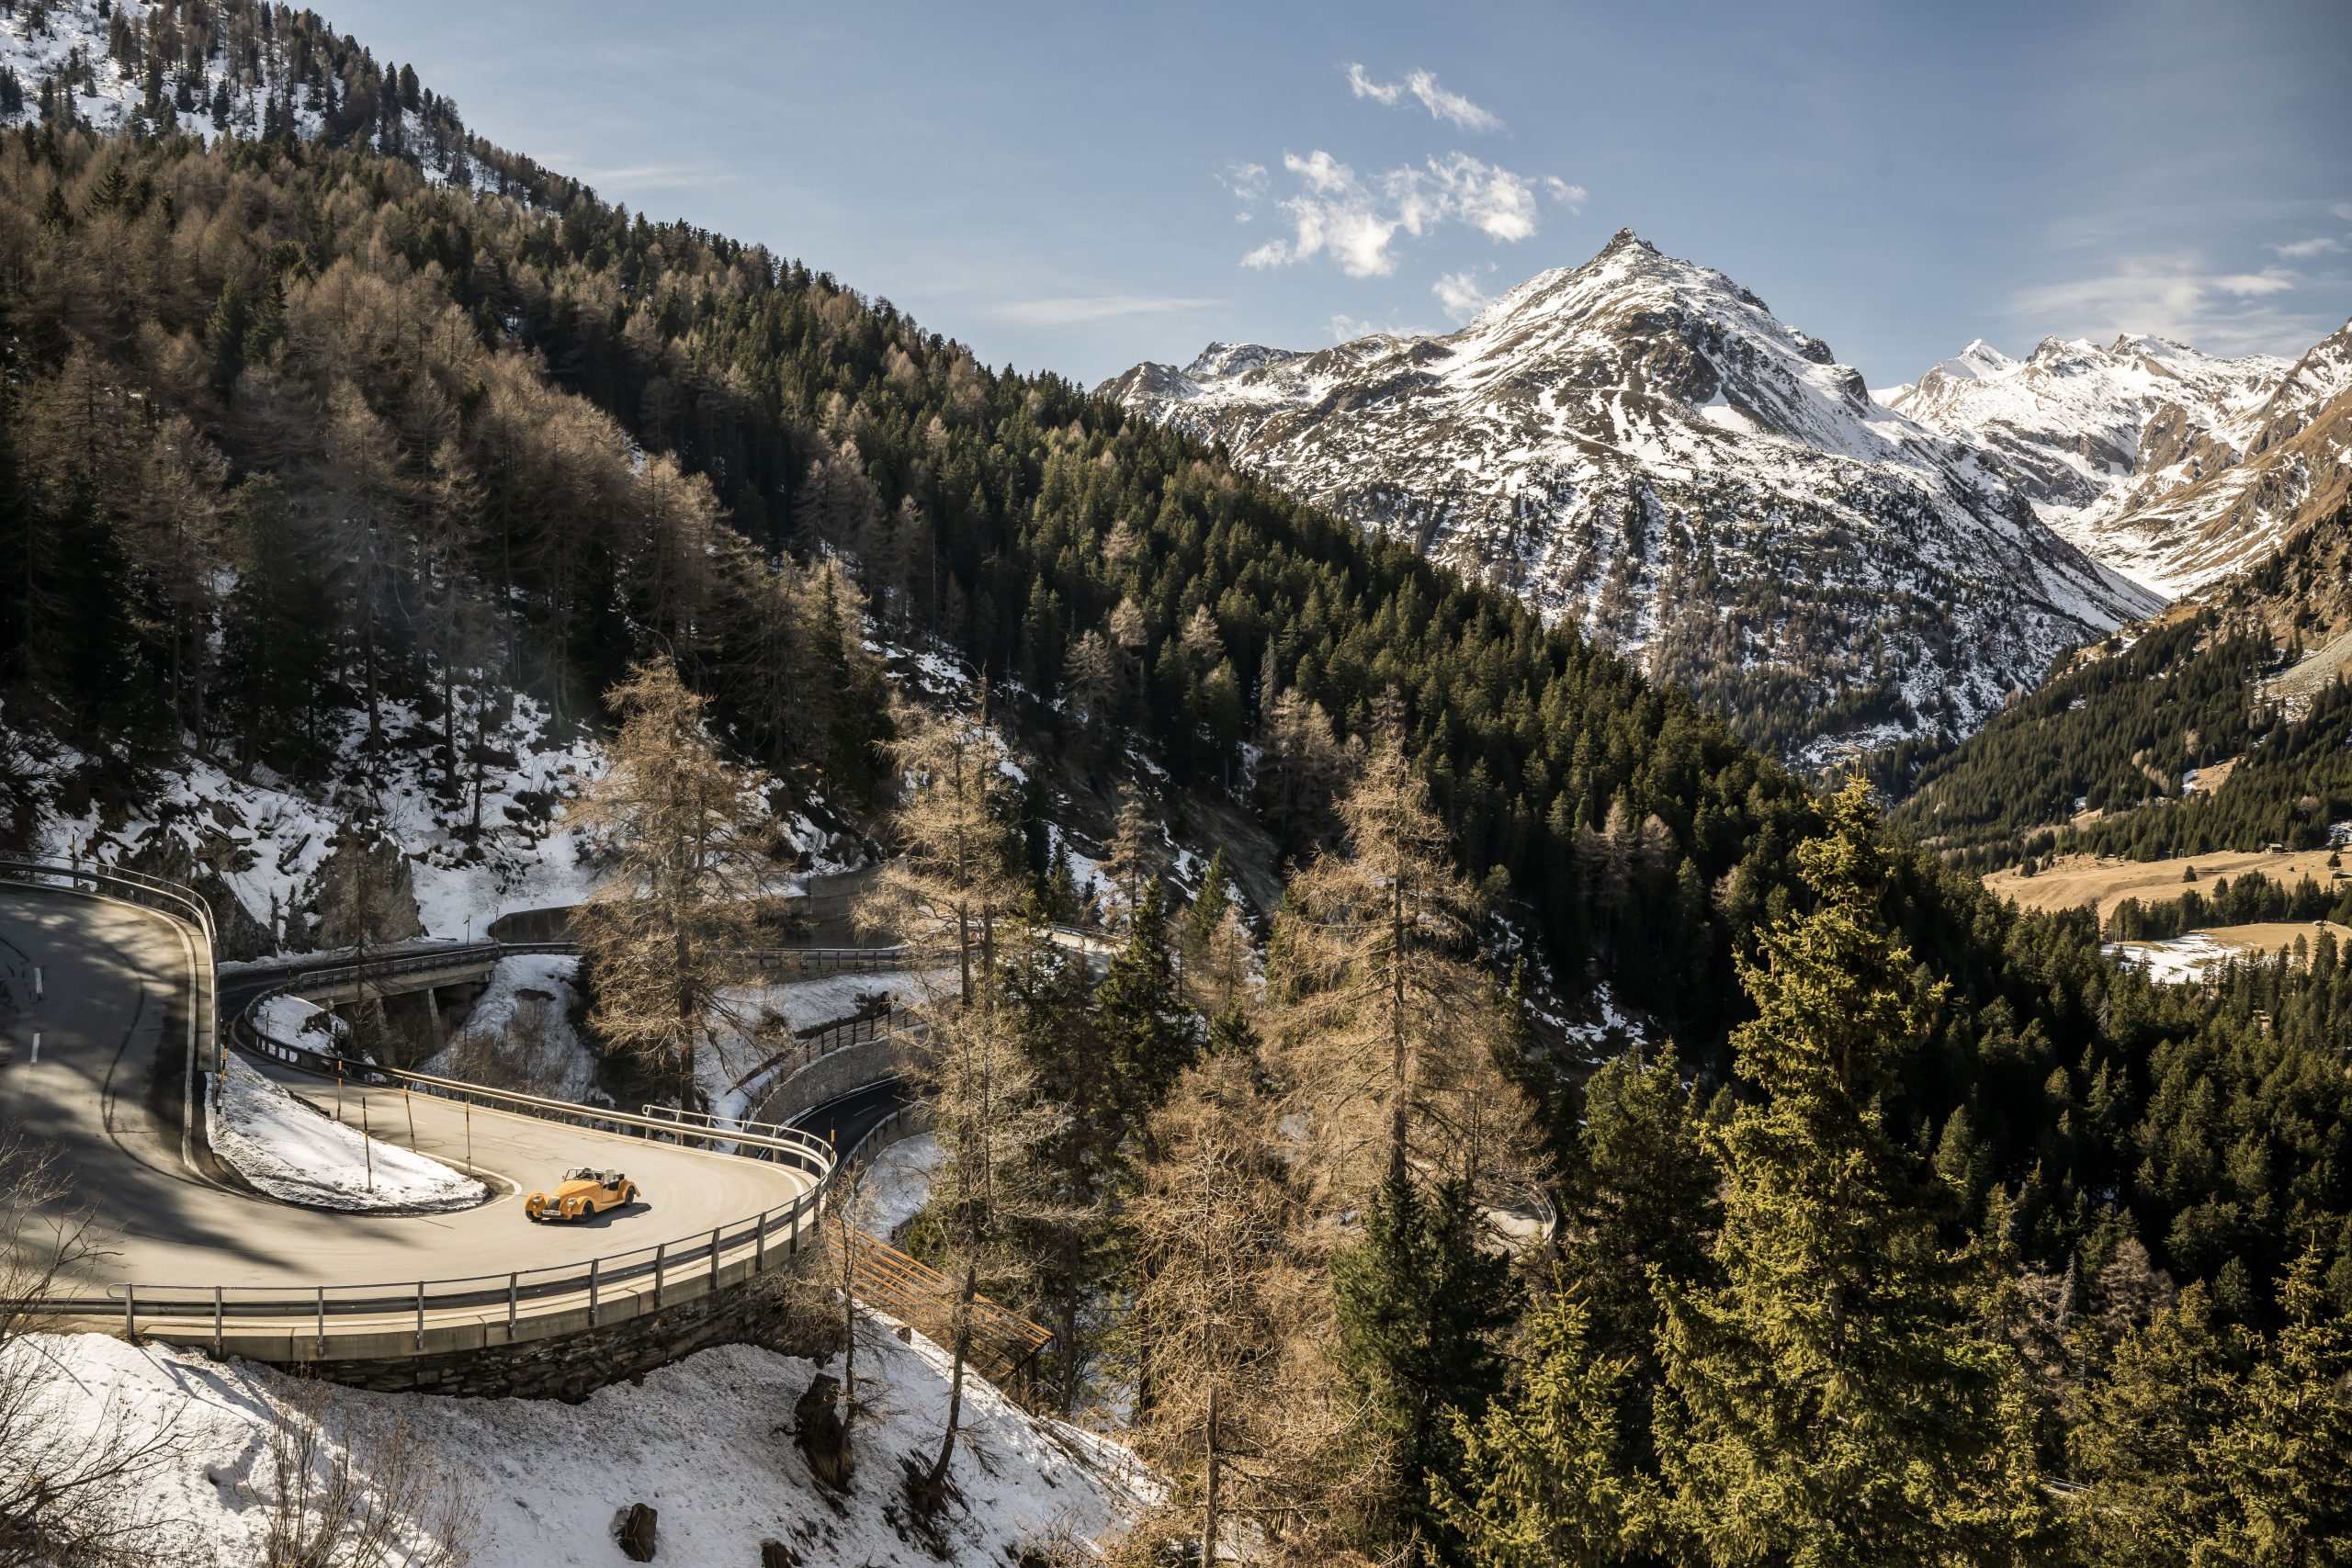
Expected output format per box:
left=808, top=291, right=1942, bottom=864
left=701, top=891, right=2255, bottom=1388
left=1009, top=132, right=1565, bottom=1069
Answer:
left=0, top=6, right=2345, bottom=1560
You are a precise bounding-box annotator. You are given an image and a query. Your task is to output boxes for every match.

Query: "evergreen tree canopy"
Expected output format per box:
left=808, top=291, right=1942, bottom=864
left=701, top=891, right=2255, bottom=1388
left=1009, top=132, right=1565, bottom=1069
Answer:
left=1656, top=781, right=2048, bottom=1566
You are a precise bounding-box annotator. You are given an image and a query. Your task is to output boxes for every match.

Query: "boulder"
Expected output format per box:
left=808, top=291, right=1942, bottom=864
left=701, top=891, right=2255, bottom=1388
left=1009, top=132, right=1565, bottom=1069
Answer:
left=618, top=1501, right=657, bottom=1561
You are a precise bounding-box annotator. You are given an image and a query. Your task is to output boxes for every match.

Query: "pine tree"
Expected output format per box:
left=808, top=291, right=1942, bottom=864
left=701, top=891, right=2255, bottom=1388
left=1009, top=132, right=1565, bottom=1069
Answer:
left=216, top=477, right=335, bottom=779
left=1095, top=784, right=1159, bottom=932
left=1095, top=880, right=1192, bottom=1135
left=1430, top=1273, right=1643, bottom=1568
left=2067, top=1281, right=2240, bottom=1564
left=1555, top=1043, right=1716, bottom=1462
left=1125, top=1053, right=1300, bottom=1565
left=906, top=966, right=1057, bottom=1504
left=1334, top=1168, right=1516, bottom=1561
left=1181, top=847, right=1254, bottom=1014
left=1655, top=781, right=2048, bottom=1566
left=45, top=481, right=149, bottom=750
left=2204, top=1247, right=2352, bottom=1564
left=996, top=905, right=1112, bottom=1408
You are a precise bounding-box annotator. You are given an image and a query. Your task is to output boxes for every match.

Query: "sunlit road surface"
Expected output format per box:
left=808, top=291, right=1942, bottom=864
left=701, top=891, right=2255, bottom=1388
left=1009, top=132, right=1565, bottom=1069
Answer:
left=0, top=890, right=813, bottom=1300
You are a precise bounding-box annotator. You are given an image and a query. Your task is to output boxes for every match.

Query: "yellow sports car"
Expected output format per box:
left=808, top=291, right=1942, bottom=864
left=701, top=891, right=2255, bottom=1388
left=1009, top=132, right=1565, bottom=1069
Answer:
left=525, top=1168, right=639, bottom=1223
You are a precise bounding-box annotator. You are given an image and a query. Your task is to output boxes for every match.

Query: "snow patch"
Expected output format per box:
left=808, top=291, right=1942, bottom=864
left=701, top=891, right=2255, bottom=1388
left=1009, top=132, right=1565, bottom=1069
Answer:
left=0, top=1324, right=1156, bottom=1567
left=854, top=1132, right=944, bottom=1241
left=207, top=1054, right=485, bottom=1213
left=250, top=993, right=347, bottom=1055
left=419, top=954, right=602, bottom=1104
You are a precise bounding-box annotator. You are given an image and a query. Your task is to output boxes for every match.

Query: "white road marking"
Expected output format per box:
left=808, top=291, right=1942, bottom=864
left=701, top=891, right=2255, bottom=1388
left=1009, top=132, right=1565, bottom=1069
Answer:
left=31, top=965, right=40, bottom=999
left=28, top=1032, right=38, bottom=1064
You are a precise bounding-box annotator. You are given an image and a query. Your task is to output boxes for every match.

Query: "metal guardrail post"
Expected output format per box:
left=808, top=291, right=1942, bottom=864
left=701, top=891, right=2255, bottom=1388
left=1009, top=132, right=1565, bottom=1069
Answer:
left=315, top=1287, right=324, bottom=1357
left=709, top=1227, right=720, bottom=1290
left=123, top=1284, right=133, bottom=1339
left=507, top=1272, right=517, bottom=1334
left=589, top=1257, right=599, bottom=1324
left=213, top=1286, right=222, bottom=1357
left=415, top=1282, right=424, bottom=1351
left=654, top=1243, right=665, bottom=1307
left=755, top=1209, right=765, bottom=1269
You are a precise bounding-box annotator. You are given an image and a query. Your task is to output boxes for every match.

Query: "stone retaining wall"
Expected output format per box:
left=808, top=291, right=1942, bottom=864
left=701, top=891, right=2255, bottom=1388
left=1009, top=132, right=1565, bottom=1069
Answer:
left=231, top=1254, right=831, bottom=1400
left=755, top=1037, right=904, bottom=1126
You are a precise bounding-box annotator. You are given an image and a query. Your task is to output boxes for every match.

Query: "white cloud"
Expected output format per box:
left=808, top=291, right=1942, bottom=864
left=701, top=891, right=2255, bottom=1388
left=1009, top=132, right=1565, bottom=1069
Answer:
left=2007, top=254, right=2329, bottom=355
left=2271, top=234, right=2346, bottom=259
left=1289, top=148, right=1357, bottom=197
left=1544, top=176, right=1590, bottom=211
left=2211, top=268, right=2297, bottom=296
left=1345, top=64, right=1504, bottom=133
left=1238, top=149, right=1578, bottom=277
left=1219, top=162, right=1269, bottom=200
left=564, top=161, right=741, bottom=190
left=1431, top=270, right=1492, bottom=322
left=1328, top=310, right=1429, bottom=344
left=1219, top=163, right=1271, bottom=223
left=989, top=295, right=1224, bottom=327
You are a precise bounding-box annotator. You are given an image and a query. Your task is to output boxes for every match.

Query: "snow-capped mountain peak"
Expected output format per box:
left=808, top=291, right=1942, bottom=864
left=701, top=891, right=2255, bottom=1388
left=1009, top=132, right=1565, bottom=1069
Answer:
left=1886, top=327, right=2313, bottom=595
left=1184, top=341, right=1305, bottom=378
left=1102, top=233, right=2161, bottom=762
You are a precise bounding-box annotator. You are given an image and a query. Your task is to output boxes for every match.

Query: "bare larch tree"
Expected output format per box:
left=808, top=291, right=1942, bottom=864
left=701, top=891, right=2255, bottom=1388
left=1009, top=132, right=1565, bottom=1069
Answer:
left=569, top=656, right=779, bottom=1107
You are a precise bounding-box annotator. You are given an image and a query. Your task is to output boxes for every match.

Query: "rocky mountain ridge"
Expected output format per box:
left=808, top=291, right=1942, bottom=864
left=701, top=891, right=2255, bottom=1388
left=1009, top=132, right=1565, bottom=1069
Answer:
left=1102, top=230, right=2164, bottom=762
left=1884, top=325, right=2352, bottom=597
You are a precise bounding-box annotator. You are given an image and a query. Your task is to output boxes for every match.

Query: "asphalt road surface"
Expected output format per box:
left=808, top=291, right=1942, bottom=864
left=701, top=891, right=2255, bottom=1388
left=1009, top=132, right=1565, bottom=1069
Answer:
left=0, top=888, right=814, bottom=1297
left=786, top=1076, right=912, bottom=1158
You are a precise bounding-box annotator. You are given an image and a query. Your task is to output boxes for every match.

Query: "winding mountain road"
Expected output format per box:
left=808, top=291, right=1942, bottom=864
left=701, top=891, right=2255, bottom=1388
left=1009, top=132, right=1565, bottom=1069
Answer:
left=0, top=886, right=816, bottom=1303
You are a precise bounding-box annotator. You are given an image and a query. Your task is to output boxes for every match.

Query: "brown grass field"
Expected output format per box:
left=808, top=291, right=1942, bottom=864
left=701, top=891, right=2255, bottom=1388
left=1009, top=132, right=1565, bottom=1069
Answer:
left=1984, top=846, right=2350, bottom=922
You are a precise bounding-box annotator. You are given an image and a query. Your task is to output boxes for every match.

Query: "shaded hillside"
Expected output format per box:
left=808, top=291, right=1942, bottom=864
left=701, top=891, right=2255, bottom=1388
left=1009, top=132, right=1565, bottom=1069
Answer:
left=1890, top=505, right=2352, bottom=869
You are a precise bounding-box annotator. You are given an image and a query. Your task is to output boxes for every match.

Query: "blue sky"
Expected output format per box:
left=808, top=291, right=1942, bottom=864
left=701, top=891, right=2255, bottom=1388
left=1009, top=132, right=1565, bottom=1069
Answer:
left=332, top=0, right=2351, bottom=387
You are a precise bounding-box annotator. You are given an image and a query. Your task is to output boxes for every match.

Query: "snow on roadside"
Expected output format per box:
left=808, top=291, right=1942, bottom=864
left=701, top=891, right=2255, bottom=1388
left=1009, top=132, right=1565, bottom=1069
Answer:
left=418, top=954, right=602, bottom=1104
left=250, top=994, right=349, bottom=1055
left=207, top=1055, right=485, bottom=1213
left=854, top=1132, right=944, bottom=1241
left=770, top=966, right=959, bottom=1025
left=6, top=1319, right=1156, bottom=1567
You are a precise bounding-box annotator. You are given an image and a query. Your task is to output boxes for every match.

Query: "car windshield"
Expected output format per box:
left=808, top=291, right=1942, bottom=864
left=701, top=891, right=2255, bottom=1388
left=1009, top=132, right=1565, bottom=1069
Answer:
left=563, top=1168, right=596, bottom=1180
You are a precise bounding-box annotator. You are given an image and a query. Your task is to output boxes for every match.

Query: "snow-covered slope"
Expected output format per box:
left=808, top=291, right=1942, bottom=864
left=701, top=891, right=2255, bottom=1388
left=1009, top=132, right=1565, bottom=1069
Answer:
left=207, top=1054, right=487, bottom=1213
left=0, top=0, right=479, bottom=181
left=1882, top=329, right=2346, bottom=596
left=1102, top=231, right=2161, bottom=761
left=8, top=1325, right=1153, bottom=1567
